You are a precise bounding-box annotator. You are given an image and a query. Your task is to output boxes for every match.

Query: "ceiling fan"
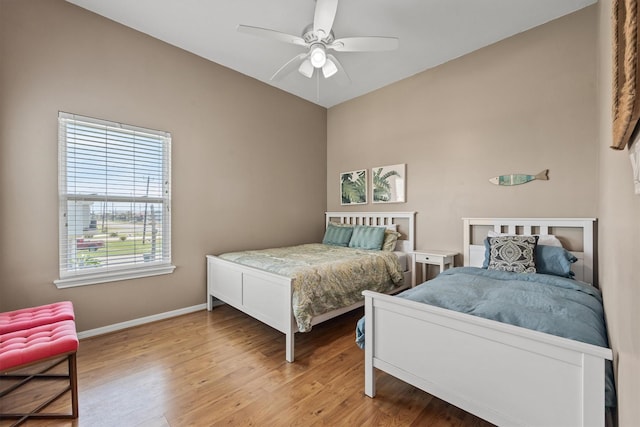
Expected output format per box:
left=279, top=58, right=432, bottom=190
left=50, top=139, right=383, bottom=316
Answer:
left=237, top=0, right=399, bottom=83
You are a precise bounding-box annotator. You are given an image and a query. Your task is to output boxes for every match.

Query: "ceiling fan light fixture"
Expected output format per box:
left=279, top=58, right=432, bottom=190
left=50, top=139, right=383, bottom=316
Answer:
left=309, top=44, right=327, bottom=68
left=322, top=58, right=338, bottom=78
left=298, top=59, right=314, bottom=78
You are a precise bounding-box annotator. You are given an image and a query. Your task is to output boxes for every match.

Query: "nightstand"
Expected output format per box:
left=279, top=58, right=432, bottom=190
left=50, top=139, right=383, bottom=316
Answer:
left=411, top=250, right=458, bottom=286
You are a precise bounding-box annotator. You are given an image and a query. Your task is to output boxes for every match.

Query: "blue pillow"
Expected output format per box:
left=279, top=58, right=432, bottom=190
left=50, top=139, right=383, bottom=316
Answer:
left=348, top=225, right=386, bottom=250
left=483, top=238, right=491, bottom=268
left=322, top=223, right=353, bottom=247
left=536, top=245, right=577, bottom=278
left=482, top=238, right=577, bottom=278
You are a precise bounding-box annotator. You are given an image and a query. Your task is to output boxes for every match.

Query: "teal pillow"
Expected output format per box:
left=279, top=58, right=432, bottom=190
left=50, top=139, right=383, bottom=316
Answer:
left=322, top=223, right=353, bottom=246
left=536, top=245, right=577, bottom=278
left=348, top=225, right=386, bottom=250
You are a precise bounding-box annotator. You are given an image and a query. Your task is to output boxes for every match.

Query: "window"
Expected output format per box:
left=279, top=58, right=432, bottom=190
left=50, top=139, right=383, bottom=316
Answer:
left=56, top=112, right=174, bottom=288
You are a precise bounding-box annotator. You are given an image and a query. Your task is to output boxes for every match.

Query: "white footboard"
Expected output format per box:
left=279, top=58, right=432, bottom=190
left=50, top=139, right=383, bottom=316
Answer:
left=207, top=255, right=411, bottom=363
left=363, top=291, right=612, bottom=427
left=207, top=255, right=297, bottom=362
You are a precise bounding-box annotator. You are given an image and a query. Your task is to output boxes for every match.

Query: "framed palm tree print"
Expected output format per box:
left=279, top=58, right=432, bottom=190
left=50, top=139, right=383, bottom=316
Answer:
left=340, top=169, right=367, bottom=205
left=372, top=164, right=406, bottom=203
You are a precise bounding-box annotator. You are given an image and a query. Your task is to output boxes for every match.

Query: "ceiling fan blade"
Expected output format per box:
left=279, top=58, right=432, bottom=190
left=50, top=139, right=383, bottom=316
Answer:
left=326, top=54, right=351, bottom=86
left=322, top=57, right=338, bottom=78
left=329, top=36, right=399, bottom=52
left=298, top=58, right=314, bottom=78
left=271, top=53, right=309, bottom=81
left=313, top=0, right=338, bottom=39
left=237, top=25, right=306, bottom=47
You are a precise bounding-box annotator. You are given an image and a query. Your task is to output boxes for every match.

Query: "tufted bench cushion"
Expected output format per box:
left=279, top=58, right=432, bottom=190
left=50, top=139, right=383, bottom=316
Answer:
left=0, top=319, right=78, bottom=371
left=0, top=301, right=75, bottom=335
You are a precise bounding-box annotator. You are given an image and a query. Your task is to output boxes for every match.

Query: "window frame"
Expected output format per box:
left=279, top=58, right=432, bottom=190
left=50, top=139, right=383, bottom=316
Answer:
left=55, top=112, right=175, bottom=288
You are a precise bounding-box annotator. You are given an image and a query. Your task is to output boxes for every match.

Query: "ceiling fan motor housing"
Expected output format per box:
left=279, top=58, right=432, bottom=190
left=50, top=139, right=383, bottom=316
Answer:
left=302, top=23, right=334, bottom=44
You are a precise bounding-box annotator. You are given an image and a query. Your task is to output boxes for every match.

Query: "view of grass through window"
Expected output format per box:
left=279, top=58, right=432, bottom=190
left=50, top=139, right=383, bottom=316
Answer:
left=69, top=201, right=164, bottom=270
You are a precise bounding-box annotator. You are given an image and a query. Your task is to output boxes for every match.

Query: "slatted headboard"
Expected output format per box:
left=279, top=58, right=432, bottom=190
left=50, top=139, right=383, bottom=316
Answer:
left=325, top=212, right=416, bottom=253
left=463, top=218, right=597, bottom=286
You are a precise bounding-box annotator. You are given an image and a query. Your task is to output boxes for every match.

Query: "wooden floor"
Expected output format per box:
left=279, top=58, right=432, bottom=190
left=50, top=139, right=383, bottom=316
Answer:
left=1, top=305, right=494, bottom=426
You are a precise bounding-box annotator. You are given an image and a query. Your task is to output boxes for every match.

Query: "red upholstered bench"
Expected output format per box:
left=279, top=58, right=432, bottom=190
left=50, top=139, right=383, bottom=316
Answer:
left=0, top=304, right=79, bottom=425
left=0, top=301, right=75, bottom=334
left=0, top=320, right=78, bottom=370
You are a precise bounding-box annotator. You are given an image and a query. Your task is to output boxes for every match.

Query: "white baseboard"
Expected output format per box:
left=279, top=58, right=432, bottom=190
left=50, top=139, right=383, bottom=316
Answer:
left=77, top=303, right=207, bottom=339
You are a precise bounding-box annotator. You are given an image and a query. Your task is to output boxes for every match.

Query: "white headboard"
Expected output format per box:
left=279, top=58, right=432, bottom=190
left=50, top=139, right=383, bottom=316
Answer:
left=462, top=218, right=597, bottom=286
left=325, top=212, right=416, bottom=253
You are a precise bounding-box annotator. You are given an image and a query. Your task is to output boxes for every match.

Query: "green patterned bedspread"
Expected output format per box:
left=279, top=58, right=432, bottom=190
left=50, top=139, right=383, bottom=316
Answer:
left=218, top=243, right=404, bottom=332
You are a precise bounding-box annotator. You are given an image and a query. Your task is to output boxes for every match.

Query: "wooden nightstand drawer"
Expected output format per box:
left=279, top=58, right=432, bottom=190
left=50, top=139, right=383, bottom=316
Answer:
left=414, top=253, right=441, bottom=264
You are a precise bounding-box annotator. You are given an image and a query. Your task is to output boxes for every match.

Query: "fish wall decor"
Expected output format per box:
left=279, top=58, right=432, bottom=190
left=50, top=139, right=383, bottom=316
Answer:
left=489, top=169, right=549, bottom=186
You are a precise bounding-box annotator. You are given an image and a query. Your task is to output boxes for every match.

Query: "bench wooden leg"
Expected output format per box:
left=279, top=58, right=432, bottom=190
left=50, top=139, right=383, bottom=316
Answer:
left=69, top=352, right=79, bottom=418
left=0, top=352, right=79, bottom=425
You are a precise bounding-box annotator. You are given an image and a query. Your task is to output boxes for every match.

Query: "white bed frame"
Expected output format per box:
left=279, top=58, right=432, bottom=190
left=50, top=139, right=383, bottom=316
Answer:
left=363, top=218, right=613, bottom=427
left=206, top=211, right=416, bottom=362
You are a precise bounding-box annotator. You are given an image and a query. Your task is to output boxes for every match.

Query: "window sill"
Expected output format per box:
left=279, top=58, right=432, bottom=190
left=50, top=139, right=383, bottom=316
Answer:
left=54, top=264, right=176, bottom=288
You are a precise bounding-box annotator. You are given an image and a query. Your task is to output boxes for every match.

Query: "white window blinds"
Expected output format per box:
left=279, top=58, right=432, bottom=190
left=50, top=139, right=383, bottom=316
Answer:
left=56, top=112, right=174, bottom=287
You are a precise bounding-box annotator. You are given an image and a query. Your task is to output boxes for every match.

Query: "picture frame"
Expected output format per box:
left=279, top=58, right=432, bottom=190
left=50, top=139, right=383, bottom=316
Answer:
left=372, top=164, right=406, bottom=203
left=612, top=0, right=640, bottom=150
left=340, top=169, right=367, bottom=205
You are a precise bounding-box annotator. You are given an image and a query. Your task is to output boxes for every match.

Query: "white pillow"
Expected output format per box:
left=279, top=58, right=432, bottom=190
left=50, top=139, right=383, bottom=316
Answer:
left=487, top=230, right=563, bottom=247
left=374, top=224, right=398, bottom=231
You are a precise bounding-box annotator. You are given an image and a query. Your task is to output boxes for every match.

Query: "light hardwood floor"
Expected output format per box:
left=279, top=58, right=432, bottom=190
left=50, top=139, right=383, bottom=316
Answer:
left=1, top=305, right=493, bottom=426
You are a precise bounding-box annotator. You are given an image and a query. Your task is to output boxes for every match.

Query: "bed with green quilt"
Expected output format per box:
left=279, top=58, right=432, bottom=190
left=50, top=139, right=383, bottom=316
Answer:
left=206, top=212, right=415, bottom=362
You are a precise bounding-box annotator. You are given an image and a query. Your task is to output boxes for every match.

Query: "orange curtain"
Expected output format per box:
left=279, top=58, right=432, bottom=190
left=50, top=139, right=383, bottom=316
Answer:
left=613, top=0, right=640, bottom=150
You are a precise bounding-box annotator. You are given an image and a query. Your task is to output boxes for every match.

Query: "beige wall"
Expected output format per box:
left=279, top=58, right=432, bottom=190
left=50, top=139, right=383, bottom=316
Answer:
left=0, top=0, right=327, bottom=330
left=328, top=7, right=598, bottom=258
left=597, top=1, right=640, bottom=425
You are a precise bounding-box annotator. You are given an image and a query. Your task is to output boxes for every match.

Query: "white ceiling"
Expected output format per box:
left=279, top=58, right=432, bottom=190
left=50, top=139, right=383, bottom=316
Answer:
left=66, top=0, right=596, bottom=108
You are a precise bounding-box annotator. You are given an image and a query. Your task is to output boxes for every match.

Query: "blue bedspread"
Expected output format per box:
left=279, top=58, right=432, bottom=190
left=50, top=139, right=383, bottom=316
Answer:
left=355, top=267, right=616, bottom=407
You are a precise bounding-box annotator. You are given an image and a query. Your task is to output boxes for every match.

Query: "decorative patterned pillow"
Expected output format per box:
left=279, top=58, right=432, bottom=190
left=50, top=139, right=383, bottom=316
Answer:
left=381, top=229, right=402, bottom=251
left=487, top=235, right=538, bottom=273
